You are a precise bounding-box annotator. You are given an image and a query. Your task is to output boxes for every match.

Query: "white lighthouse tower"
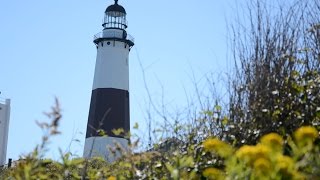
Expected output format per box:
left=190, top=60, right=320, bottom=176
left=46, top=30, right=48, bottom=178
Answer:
left=83, top=0, right=134, bottom=162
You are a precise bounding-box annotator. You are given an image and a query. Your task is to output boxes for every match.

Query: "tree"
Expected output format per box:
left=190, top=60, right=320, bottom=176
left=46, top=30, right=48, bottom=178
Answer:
left=227, top=0, right=320, bottom=145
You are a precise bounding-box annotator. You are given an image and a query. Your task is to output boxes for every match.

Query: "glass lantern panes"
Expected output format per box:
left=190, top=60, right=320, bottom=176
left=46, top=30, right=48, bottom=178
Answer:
left=103, top=11, right=127, bottom=29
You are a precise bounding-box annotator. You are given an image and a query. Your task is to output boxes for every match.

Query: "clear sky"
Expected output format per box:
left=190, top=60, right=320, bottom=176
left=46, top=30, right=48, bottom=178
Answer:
left=0, top=0, right=235, bottom=160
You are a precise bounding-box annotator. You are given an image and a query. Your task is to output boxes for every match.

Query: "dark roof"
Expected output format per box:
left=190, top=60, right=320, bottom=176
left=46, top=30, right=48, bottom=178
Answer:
left=105, top=0, right=126, bottom=14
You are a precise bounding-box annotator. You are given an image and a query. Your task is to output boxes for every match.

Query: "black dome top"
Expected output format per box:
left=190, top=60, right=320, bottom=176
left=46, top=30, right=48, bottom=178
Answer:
left=105, top=0, right=126, bottom=14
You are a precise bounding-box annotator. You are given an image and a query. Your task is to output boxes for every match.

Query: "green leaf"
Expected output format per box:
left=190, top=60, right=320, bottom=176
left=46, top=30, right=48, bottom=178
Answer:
left=97, top=129, right=106, bottom=136
left=165, top=163, right=174, bottom=173
left=215, top=105, right=222, bottom=112
left=112, top=128, right=124, bottom=136
left=202, top=110, right=213, bottom=116
left=272, top=110, right=281, bottom=117
left=222, top=116, right=228, bottom=125
left=180, top=156, right=194, bottom=168
left=133, top=122, right=139, bottom=129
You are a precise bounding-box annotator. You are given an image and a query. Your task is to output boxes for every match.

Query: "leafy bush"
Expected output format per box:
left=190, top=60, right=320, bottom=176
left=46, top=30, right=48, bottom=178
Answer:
left=1, top=100, right=319, bottom=179
left=203, top=126, right=319, bottom=179
left=227, top=0, right=320, bottom=145
left=1, top=117, right=318, bottom=179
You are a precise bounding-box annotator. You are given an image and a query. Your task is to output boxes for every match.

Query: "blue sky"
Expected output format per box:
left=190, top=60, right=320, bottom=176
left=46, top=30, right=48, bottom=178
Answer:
left=0, top=0, right=235, bottom=160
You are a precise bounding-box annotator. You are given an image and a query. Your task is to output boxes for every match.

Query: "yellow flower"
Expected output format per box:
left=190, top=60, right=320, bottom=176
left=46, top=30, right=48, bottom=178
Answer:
left=276, top=155, right=295, bottom=172
left=275, top=155, right=306, bottom=179
left=260, top=133, right=283, bottom=152
left=203, top=138, right=233, bottom=158
left=255, top=144, right=271, bottom=158
left=294, top=126, right=318, bottom=147
left=253, top=158, right=272, bottom=174
left=236, top=145, right=255, bottom=163
left=203, top=168, right=225, bottom=180
left=236, top=145, right=271, bottom=165
left=107, top=176, right=116, bottom=180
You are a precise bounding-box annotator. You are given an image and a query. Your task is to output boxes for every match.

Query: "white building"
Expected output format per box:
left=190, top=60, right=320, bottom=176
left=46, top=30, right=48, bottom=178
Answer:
left=0, top=99, right=10, bottom=166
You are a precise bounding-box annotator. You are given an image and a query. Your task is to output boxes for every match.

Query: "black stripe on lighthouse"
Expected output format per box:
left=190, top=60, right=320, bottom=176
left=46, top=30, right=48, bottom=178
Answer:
left=86, top=88, right=129, bottom=139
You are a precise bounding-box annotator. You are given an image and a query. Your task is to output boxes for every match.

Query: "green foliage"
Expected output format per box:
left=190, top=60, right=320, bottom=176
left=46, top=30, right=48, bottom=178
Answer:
left=1, top=112, right=318, bottom=179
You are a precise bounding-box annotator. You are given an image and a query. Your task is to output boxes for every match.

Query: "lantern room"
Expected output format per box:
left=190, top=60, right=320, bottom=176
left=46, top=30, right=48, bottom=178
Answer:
left=103, top=0, right=127, bottom=29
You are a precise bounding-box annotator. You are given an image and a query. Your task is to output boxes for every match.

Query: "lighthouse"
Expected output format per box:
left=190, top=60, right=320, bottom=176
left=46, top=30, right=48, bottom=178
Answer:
left=83, top=0, right=134, bottom=162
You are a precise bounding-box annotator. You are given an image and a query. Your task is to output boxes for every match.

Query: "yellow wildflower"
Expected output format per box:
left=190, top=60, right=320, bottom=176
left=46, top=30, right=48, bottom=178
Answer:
left=254, top=144, right=271, bottom=159
left=236, top=145, right=256, bottom=164
left=294, top=126, right=318, bottom=147
left=203, top=168, right=225, bottom=180
left=275, top=155, right=306, bottom=179
left=276, top=155, right=295, bottom=173
left=260, top=133, right=283, bottom=152
left=236, top=145, right=271, bottom=165
left=253, top=158, right=272, bottom=174
left=203, top=138, right=233, bottom=158
left=236, top=145, right=255, bottom=157
left=107, top=176, right=116, bottom=180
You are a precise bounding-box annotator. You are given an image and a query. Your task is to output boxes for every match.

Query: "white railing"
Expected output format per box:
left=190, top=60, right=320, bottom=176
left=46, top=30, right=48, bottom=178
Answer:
left=93, top=31, right=134, bottom=43
left=126, top=34, right=134, bottom=43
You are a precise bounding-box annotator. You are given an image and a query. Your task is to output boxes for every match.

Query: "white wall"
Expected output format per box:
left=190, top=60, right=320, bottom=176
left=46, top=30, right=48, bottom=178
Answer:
left=0, top=99, right=10, bottom=166
left=83, top=136, right=129, bottom=162
left=92, top=40, right=130, bottom=91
